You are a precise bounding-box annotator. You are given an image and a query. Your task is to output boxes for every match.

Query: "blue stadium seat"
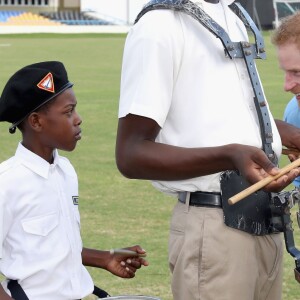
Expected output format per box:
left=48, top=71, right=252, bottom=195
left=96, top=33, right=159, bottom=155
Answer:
left=0, top=11, right=24, bottom=23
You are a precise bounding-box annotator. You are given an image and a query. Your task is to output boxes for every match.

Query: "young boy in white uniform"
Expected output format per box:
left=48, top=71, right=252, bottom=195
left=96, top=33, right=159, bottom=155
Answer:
left=0, top=61, right=148, bottom=300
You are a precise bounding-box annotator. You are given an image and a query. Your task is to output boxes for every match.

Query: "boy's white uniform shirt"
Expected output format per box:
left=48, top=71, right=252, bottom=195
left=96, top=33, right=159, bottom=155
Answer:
left=119, top=0, right=282, bottom=195
left=0, top=143, right=94, bottom=300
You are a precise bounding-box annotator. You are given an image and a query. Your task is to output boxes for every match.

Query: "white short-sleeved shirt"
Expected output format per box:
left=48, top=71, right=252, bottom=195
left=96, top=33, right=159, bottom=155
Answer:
left=0, top=143, right=94, bottom=300
left=119, top=0, right=282, bottom=195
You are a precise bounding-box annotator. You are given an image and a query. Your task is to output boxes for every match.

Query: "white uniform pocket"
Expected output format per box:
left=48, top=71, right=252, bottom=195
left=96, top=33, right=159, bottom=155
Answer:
left=21, top=212, right=58, bottom=236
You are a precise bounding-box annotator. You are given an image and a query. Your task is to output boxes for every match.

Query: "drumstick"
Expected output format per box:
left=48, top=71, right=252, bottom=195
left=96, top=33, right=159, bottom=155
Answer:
left=228, top=157, right=300, bottom=205
left=110, top=249, right=147, bottom=257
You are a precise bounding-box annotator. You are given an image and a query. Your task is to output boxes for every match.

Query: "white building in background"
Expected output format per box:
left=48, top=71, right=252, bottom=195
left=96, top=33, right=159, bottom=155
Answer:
left=81, top=0, right=147, bottom=24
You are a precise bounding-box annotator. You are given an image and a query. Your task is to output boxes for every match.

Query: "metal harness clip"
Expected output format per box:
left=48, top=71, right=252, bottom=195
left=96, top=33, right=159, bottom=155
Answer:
left=271, top=189, right=300, bottom=283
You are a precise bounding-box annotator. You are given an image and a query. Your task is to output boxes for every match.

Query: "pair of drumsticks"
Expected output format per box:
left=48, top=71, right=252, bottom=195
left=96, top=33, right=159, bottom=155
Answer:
left=229, top=147, right=300, bottom=205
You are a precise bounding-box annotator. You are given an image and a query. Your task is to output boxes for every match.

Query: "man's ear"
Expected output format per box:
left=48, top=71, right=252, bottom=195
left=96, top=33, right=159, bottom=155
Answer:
left=27, top=112, right=43, bottom=132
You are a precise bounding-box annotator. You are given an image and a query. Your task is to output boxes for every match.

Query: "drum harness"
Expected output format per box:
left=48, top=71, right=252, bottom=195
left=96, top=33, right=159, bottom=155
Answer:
left=135, top=0, right=300, bottom=283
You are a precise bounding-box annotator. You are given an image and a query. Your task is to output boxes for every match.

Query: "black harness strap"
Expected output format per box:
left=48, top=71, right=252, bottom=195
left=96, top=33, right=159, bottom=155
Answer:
left=6, top=280, right=109, bottom=299
left=135, top=0, right=276, bottom=164
left=93, top=285, right=110, bottom=298
left=7, top=280, right=29, bottom=300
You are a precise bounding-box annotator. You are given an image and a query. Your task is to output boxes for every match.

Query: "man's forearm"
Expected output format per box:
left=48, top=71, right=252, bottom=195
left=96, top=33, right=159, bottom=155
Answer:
left=275, top=119, right=300, bottom=148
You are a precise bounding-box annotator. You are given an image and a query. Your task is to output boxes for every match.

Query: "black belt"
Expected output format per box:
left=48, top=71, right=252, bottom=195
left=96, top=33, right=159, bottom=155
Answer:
left=178, top=191, right=222, bottom=207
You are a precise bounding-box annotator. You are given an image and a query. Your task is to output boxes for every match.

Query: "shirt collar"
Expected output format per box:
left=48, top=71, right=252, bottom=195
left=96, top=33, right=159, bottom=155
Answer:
left=15, top=142, right=61, bottom=179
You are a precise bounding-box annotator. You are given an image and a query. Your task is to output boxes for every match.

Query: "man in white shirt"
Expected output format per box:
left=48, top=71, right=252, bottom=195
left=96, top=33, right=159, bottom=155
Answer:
left=116, top=0, right=300, bottom=299
left=0, top=61, right=148, bottom=300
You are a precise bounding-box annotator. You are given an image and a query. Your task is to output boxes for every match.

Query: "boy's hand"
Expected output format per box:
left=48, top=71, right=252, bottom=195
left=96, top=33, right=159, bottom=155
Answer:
left=107, top=245, right=149, bottom=278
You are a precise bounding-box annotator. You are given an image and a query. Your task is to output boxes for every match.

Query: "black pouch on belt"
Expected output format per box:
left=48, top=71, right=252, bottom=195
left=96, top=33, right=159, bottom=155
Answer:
left=220, top=170, right=279, bottom=236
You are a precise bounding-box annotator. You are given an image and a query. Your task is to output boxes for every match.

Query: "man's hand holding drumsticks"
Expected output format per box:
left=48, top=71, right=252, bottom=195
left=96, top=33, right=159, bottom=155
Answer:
left=228, top=120, right=300, bottom=205
left=229, top=156, right=300, bottom=204
left=229, top=143, right=300, bottom=199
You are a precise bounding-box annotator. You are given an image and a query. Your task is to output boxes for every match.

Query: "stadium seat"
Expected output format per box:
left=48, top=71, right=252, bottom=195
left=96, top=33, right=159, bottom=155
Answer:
left=0, top=11, right=23, bottom=22
left=0, top=11, right=62, bottom=26
left=40, top=10, right=112, bottom=25
left=0, top=10, right=112, bottom=26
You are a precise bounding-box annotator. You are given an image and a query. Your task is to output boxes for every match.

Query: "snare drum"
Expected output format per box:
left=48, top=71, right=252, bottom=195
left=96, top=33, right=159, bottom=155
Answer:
left=99, top=296, right=161, bottom=300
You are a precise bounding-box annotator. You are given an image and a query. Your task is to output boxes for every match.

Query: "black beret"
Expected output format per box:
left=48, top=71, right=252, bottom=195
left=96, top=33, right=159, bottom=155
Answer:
left=0, top=61, right=73, bottom=133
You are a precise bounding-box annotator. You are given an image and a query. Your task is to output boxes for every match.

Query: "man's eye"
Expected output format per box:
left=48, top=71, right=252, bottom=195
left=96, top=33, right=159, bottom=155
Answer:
left=292, top=71, right=300, bottom=77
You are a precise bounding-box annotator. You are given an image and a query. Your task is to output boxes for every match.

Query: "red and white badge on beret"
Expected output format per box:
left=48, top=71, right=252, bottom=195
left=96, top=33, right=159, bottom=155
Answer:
left=37, top=72, right=55, bottom=93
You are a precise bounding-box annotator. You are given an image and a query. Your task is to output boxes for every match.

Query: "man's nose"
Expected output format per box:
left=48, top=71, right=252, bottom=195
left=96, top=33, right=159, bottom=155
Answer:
left=284, top=73, right=297, bottom=92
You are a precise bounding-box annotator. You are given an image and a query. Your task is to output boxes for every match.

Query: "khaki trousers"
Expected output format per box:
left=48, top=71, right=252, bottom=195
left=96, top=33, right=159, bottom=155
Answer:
left=168, top=202, right=283, bottom=300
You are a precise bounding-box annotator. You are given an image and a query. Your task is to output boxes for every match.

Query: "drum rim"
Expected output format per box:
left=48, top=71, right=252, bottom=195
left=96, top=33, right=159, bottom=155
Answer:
left=98, top=295, right=161, bottom=300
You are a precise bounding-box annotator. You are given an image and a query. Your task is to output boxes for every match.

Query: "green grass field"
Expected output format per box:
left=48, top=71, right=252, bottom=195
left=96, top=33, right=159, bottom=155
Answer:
left=0, top=31, right=299, bottom=300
